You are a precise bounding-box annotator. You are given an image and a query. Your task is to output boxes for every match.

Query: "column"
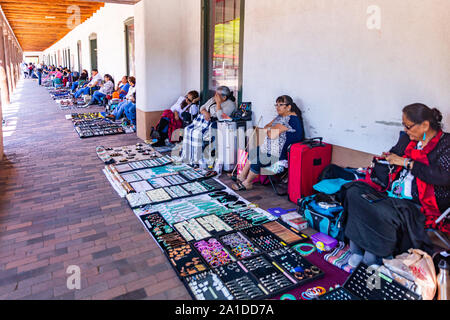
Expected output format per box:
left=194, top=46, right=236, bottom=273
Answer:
left=0, top=90, right=3, bottom=161
left=0, top=22, right=10, bottom=106
left=134, top=0, right=201, bottom=141
left=3, top=28, right=12, bottom=97
left=8, top=36, right=15, bottom=90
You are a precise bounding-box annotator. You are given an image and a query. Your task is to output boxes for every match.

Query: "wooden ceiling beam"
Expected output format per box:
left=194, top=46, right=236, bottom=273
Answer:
left=1, top=3, right=103, bottom=9
left=6, top=14, right=98, bottom=20
left=6, top=18, right=87, bottom=25
left=82, top=0, right=138, bottom=4
left=0, top=0, right=103, bottom=5
left=3, top=8, right=101, bottom=14
left=0, top=0, right=110, bottom=51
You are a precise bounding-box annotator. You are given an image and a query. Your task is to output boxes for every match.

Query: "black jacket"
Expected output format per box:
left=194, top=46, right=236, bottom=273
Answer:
left=390, top=132, right=450, bottom=213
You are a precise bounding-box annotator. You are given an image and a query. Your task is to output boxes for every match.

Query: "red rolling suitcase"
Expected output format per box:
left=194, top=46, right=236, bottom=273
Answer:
left=288, top=137, right=332, bottom=204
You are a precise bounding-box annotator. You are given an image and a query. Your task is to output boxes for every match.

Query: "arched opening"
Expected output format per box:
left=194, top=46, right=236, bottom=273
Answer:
left=89, top=33, right=98, bottom=71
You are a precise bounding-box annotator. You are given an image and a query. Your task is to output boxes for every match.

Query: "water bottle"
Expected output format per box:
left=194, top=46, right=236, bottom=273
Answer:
left=437, top=259, right=449, bottom=300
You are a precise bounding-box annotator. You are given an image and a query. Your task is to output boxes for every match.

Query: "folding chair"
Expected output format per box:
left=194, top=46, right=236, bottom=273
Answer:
left=428, top=208, right=450, bottom=249
left=261, top=161, right=289, bottom=196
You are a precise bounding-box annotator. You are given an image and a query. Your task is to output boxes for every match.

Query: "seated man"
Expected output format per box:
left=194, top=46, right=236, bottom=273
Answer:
left=232, top=95, right=305, bottom=191
left=342, top=103, right=449, bottom=268
left=73, top=69, right=102, bottom=99
left=181, top=86, right=236, bottom=166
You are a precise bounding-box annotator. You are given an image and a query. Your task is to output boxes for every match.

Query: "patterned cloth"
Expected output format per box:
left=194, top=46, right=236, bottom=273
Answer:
left=260, top=115, right=296, bottom=159
left=323, top=242, right=354, bottom=274
left=181, top=114, right=212, bottom=165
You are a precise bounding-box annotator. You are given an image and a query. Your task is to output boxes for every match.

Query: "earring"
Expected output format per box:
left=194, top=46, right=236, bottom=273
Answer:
left=423, top=132, right=426, bottom=141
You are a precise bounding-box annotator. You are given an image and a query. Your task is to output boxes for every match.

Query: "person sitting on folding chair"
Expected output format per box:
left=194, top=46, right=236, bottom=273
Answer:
left=232, top=95, right=304, bottom=192
left=73, top=69, right=102, bottom=99
left=341, top=103, right=449, bottom=268
left=181, top=86, right=236, bottom=166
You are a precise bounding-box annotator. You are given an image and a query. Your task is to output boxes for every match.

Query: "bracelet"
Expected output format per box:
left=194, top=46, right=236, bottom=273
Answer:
left=403, top=158, right=409, bottom=168
left=407, top=160, right=413, bottom=171
left=292, top=243, right=316, bottom=256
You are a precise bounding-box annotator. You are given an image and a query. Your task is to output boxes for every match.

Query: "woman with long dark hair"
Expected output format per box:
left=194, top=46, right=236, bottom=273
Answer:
left=232, top=95, right=305, bottom=191
left=343, top=103, right=449, bottom=268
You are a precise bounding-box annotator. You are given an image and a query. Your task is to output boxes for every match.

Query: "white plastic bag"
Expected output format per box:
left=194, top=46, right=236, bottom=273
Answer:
left=383, top=249, right=437, bottom=300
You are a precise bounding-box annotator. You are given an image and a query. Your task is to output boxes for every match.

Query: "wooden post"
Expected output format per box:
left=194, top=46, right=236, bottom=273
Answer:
left=0, top=22, right=10, bottom=106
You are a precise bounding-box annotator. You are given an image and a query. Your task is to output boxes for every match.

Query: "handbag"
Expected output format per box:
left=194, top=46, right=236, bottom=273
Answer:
left=298, top=193, right=345, bottom=241
left=231, top=102, right=253, bottom=121
left=360, top=157, right=401, bottom=192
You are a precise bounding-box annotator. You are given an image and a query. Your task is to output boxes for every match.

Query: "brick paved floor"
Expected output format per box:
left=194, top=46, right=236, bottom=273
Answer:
left=0, top=79, right=294, bottom=300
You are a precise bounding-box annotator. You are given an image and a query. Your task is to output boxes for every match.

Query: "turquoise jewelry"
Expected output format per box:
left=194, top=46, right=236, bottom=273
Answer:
left=292, top=243, right=316, bottom=256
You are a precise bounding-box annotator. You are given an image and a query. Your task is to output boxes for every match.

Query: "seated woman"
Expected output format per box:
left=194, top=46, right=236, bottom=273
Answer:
left=71, top=70, right=89, bottom=93
left=107, top=76, right=136, bottom=121
left=113, top=76, right=130, bottom=99
left=181, top=86, right=237, bottom=165
left=52, top=68, right=63, bottom=87
left=62, top=68, right=71, bottom=87
left=342, top=103, right=449, bottom=268
left=231, top=95, right=305, bottom=191
left=152, top=91, right=200, bottom=147
left=86, top=74, right=115, bottom=107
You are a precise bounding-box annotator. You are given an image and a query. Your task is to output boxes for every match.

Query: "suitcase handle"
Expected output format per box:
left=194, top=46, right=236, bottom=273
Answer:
left=300, top=137, right=325, bottom=148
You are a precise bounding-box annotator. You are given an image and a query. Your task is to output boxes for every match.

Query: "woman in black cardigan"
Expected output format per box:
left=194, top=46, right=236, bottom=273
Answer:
left=342, top=103, right=449, bottom=267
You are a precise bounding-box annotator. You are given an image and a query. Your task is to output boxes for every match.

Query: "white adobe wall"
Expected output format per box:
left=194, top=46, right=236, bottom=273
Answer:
left=23, top=51, right=44, bottom=63
left=134, top=0, right=201, bottom=113
left=43, top=3, right=135, bottom=84
left=242, top=0, right=450, bottom=155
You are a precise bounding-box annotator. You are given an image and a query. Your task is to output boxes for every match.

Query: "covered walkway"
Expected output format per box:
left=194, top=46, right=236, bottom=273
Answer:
left=0, top=78, right=293, bottom=300
left=0, top=79, right=187, bottom=300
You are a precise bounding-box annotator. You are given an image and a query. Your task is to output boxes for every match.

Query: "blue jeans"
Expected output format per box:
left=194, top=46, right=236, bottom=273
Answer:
left=37, top=72, right=42, bottom=85
left=112, top=101, right=131, bottom=121
left=124, top=103, right=136, bottom=125
left=71, top=81, right=79, bottom=92
left=92, top=91, right=106, bottom=104
left=74, top=86, right=99, bottom=99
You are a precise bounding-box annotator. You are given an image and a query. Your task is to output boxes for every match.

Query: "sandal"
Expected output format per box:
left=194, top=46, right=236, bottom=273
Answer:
left=227, top=172, right=243, bottom=182
left=231, top=181, right=251, bottom=192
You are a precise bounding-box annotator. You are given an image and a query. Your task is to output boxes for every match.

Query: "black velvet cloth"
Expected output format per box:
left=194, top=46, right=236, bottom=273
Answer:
left=339, top=132, right=450, bottom=257
left=341, top=181, right=434, bottom=257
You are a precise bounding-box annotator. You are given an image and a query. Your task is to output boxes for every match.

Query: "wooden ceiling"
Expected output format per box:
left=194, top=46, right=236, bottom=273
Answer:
left=0, top=0, right=140, bottom=52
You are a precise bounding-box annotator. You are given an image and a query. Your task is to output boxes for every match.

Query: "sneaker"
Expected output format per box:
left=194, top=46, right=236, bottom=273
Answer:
left=348, top=253, right=363, bottom=268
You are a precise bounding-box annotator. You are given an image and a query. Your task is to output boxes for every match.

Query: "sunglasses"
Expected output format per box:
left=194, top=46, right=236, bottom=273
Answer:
left=402, top=122, right=418, bottom=131
left=185, top=96, right=193, bottom=103
left=274, top=103, right=288, bottom=108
